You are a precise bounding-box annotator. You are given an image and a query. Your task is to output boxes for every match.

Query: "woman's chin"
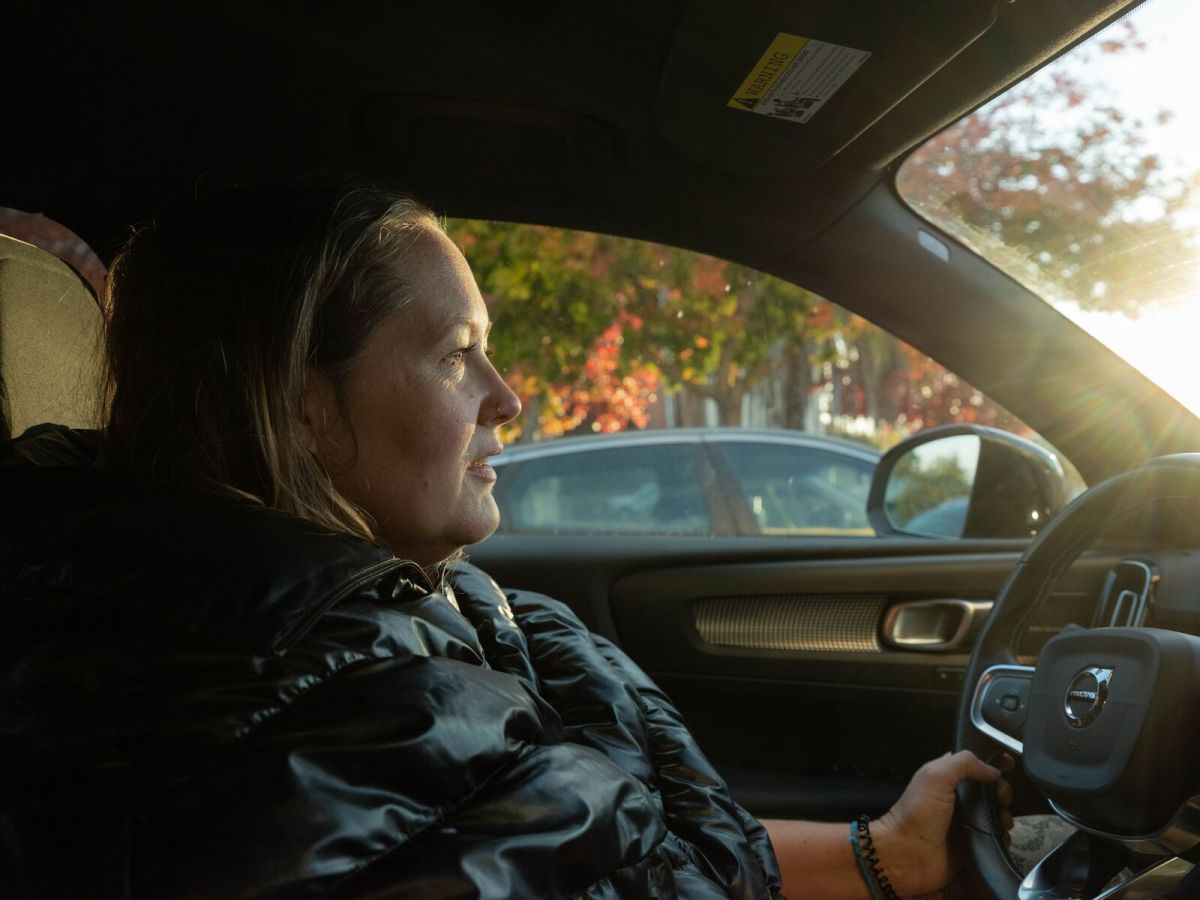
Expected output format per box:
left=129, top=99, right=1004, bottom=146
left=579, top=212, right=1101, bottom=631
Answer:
left=452, top=503, right=502, bottom=551
left=379, top=497, right=502, bottom=565
left=467, top=512, right=502, bottom=547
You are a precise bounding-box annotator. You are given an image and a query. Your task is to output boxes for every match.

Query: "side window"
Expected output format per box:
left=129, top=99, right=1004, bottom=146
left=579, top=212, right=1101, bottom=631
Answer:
left=451, top=219, right=1081, bottom=539
left=714, top=442, right=875, bottom=536
left=496, top=444, right=711, bottom=535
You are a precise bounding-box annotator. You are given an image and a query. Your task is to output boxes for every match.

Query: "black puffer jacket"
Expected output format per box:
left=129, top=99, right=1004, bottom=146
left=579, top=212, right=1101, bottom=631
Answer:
left=1, top=425, right=782, bottom=899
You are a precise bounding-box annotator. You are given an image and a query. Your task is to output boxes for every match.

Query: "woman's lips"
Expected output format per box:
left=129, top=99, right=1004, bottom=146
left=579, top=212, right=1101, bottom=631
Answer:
left=467, top=459, right=497, bottom=482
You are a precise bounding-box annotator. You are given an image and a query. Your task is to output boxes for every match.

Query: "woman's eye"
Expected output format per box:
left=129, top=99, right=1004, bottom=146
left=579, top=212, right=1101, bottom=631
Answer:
left=447, top=344, right=479, bottom=365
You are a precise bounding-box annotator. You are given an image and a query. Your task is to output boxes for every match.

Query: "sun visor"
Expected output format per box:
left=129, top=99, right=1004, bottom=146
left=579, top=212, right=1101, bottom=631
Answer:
left=655, top=0, right=999, bottom=179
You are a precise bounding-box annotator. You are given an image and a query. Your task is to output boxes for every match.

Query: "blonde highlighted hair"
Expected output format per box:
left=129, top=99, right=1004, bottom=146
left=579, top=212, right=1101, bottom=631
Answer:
left=102, top=179, right=440, bottom=542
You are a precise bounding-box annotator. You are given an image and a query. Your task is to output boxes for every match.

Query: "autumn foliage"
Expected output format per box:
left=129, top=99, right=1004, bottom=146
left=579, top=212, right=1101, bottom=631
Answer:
left=897, top=20, right=1195, bottom=315
left=449, top=217, right=1026, bottom=447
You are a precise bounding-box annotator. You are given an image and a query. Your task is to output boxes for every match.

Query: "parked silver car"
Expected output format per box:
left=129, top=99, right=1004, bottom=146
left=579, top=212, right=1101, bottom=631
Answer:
left=491, top=428, right=879, bottom=537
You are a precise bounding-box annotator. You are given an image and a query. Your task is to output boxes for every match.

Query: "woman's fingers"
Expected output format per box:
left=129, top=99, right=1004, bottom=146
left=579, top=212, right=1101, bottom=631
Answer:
left=996, top=777, right=1014, bottom=809
left=924, top=749, right=1002, bottom=787
left=921, top=750, right=1019, bottom=793
left=995, top=776, right=1015, bottom=832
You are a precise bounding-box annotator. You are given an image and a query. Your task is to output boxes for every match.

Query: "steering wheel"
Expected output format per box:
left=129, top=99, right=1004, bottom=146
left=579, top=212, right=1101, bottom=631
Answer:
left=955, top=454, right=1200, bottom=899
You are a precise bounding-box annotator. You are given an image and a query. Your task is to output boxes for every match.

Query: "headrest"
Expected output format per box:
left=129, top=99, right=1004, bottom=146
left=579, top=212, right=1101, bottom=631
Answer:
left=0, top=233, right=104, bottom=438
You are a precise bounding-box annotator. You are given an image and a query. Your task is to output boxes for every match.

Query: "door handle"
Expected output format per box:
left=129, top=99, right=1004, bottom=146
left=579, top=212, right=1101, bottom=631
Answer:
left=881, top=599, right=993, bottom=652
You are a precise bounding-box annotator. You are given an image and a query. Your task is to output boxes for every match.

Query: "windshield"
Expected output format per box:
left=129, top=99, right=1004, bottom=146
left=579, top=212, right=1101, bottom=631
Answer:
left=898, top=0, right=1200, bottom=415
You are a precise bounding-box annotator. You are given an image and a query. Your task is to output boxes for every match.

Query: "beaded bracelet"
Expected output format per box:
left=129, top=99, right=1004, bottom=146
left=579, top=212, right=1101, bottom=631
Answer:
left=849, top=815, right=901, bottom=900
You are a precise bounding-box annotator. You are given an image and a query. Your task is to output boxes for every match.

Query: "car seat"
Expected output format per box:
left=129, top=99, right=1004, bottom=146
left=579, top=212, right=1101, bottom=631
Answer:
left=0, top=233, right=103, bottom=439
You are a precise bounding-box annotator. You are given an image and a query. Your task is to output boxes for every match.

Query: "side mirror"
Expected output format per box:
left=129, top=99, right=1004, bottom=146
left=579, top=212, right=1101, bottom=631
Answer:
left=866, top=425, right=1072, bottom=539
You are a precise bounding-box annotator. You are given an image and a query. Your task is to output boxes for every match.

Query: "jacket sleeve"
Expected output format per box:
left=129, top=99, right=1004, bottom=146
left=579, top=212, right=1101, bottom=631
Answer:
left=470, top=575, right=783, bottom=899
left=587, top=630, right=784, bottom=896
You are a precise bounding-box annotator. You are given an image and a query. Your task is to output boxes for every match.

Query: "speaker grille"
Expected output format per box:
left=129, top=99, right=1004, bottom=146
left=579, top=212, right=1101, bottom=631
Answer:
left=694, top=595, right=886, bottom=652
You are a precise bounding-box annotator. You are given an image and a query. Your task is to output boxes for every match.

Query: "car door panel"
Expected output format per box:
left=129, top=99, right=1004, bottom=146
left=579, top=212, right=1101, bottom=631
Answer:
left=471, top=534, right=1113, bottom=820
left=616, top=552, right=1010, bottom=820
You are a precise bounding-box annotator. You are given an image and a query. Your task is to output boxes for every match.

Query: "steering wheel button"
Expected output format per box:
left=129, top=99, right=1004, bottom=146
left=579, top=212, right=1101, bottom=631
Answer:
left=979, top=674, right=1032, bottom=737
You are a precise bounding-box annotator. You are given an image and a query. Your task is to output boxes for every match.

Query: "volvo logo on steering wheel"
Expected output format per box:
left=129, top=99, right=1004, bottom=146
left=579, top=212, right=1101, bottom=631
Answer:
left=1064, top=666, right=1114, bottom=728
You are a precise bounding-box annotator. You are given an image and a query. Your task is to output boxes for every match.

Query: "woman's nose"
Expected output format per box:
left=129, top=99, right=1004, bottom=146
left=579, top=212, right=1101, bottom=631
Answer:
left=483, top=363, right=522, bottom=425
left=494, top=379, right=522, bottom=424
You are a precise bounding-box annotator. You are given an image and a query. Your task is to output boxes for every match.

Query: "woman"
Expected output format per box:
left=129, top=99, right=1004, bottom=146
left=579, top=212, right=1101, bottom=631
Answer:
left=1, top=181, right=1010, bottom=898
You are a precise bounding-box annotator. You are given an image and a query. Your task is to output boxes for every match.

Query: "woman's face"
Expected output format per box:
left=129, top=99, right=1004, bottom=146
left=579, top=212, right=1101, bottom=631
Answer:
left=306, top=228, right=521, bottom=566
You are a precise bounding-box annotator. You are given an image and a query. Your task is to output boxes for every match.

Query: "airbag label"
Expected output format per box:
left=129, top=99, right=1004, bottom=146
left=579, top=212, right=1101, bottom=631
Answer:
left=728, top=34, right=871, bottom=123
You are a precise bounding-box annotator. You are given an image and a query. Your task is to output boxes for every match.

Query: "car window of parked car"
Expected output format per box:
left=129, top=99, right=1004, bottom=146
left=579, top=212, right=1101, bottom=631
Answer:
left=451, top=219, right=1084, bottom=538
left=498, top=443, right=712, bottom=535
left=711, top=442, right=874, bottom=536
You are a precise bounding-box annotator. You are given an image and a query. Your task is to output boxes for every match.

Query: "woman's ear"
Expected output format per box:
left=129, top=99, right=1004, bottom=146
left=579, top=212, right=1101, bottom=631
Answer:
left=300, top=370, right=336, bottom=457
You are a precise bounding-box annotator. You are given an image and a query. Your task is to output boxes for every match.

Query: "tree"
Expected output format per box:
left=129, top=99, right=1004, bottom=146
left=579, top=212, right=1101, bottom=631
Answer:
left=612, top=245, right=823, bottom=428
left=451, top=220, right=658, bottom=439
left=450, top=217, right=1032, bottom=446
left=799, top=305, right=1029, bottom=447
left=448, top=220, right=826, bottom=439
left=896, top=20, right=1196, bottom=316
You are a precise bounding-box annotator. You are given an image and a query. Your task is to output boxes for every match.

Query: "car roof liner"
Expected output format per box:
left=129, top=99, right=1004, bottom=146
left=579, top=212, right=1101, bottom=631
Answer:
left=356, top=97, right=622, bottom=227
left=6, top=0, right=1140, bottom=261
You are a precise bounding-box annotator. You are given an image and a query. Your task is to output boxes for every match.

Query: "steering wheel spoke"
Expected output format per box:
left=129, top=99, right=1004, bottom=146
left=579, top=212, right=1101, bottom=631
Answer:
left=970, top=664, right=1034, bottom=756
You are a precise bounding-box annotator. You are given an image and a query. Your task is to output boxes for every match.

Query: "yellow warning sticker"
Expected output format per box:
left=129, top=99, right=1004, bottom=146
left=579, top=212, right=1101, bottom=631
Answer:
left=729, top=33, right=870, bottom=123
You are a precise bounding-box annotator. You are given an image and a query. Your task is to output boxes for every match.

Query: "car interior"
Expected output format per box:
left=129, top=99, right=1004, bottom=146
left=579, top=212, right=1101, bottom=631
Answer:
left=8, top=1, right=1200, bottom=897
left=0, top=232, right=101, bottom=441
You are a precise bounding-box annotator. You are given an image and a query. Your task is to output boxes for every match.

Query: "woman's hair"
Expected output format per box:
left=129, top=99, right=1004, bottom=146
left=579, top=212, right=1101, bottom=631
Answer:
left=102, top=179, right=440, bottom=541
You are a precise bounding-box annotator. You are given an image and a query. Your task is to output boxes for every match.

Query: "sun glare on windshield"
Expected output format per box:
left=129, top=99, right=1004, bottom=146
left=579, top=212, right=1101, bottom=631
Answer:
left=898, top=0, right=1200, bottom=415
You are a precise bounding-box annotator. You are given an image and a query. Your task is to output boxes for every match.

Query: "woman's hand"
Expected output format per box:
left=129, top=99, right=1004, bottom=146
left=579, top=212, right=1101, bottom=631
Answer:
left=871, top=750, right=1015, bottom=897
